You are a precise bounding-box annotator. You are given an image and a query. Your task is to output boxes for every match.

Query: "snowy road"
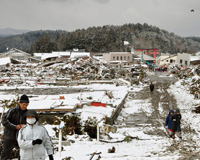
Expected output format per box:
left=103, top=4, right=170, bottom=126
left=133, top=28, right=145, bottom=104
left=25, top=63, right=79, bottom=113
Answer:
left=115, top=73, right=200, bottom=160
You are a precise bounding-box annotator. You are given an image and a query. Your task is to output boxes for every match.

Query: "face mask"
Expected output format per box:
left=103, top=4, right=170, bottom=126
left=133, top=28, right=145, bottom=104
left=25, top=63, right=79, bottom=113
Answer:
left=26, top=118, right=36, bottom=125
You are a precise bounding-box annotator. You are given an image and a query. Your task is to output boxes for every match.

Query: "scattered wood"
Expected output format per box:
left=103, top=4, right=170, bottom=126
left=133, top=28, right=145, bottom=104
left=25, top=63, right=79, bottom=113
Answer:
left=99, top=136, right=145, bottom=143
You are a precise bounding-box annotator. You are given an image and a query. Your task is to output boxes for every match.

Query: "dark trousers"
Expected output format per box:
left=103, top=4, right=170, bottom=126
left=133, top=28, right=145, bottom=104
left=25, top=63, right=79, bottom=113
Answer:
left=0, top=139, right=18, bottom=160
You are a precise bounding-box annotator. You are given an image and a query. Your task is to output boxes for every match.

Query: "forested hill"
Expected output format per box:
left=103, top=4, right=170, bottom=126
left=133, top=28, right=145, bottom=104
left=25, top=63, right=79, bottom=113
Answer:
left=0, top=30, right=67, bottom=53
left=0, top=23, right=200, bottom=54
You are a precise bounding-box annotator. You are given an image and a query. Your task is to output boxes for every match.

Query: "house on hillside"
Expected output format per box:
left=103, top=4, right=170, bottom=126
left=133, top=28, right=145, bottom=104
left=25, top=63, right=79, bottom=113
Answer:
left=0, top=48, right=31, bottom=62
left=103, top=52, right=133, bottom=69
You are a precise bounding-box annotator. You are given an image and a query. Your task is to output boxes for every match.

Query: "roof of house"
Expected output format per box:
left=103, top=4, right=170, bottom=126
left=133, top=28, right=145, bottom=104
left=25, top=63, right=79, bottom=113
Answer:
left=1, top=48, right=31, bottom=56
left=190, top=56, right=200, bottom=61
left=70, top=52, right=90, bottom=59
left=109, top=52, right=132, bottom=55
left=0, top=57, right=11, bottom=66
left=161, top=55, right=177, bottom=61
left=41, top=52, right=71, bottom=60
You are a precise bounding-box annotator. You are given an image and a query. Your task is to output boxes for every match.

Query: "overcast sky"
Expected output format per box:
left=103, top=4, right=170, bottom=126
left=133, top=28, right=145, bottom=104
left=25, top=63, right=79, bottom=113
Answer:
left=0, top=0, right=199, bottom=37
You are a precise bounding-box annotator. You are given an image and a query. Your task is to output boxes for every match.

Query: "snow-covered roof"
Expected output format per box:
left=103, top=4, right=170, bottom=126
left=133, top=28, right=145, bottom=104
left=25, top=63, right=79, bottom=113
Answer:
left=41, top=52, right=70, bottom=60
left=0, top=57, right=11, bottom=65
left=190, top=56, right=200, bottom=61
left=33, top=53, right=47, bottom=57
left=2, top=48, right=31, bottom=56
left=52, top=51, right=70, bottom=56
left=110, top=52, right=132, bottom=54
left=161, top=55, right=177, bottom=61
left=70, top=52, right=90, bottom=59
left=196, top=52, right=200, bottom=56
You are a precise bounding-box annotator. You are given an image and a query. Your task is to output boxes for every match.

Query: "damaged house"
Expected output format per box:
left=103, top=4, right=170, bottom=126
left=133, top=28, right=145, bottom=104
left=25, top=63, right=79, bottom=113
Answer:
left=0, top=48, right=31, bottom=63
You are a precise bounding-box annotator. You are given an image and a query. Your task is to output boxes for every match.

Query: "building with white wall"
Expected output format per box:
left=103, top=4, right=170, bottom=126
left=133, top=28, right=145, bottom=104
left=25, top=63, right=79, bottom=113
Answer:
left=156, top=53, right=177, bottom=66
left=103, top=52, right=133, bottom=68
left=177, top=53, right=191, bottom=67
left=0, top=48, right=31, bottom=62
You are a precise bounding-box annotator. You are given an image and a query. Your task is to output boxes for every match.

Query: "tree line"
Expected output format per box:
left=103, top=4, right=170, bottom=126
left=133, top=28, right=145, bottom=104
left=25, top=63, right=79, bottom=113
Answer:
left=0, top=23, right=200, bottom=55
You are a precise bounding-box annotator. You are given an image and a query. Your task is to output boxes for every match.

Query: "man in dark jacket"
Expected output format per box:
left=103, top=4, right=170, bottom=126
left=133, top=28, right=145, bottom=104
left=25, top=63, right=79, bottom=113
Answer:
left=171, top=109, right=182, bottom=139
left=0, top=94, right=29, bottom=160
left=165, top=109, right=174, bottom=137
left=150, top=82, right=154, bottom=92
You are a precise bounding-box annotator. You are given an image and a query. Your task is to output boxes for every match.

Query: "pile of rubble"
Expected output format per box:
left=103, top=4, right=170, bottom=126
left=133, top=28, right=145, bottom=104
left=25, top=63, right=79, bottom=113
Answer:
left=169, top=65, right=200, bottom=113
left=0, top=57, right=149, bottom=87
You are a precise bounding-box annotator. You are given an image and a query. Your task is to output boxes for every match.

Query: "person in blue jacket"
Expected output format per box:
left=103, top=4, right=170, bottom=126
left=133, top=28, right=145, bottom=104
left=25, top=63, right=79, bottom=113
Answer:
left=165, top=109, right=174, bottom=137
left=171, top=109, right=182, bottom=139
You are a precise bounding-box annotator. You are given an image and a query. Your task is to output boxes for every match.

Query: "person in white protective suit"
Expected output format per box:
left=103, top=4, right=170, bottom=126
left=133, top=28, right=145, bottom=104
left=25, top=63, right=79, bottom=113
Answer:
left=17, top=109, right=54, bottom=160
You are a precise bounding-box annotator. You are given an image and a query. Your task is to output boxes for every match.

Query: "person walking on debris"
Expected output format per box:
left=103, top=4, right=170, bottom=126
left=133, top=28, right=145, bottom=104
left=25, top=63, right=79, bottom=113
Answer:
left=150, top=82, right=154, bottom=92
left=0, top=94, right=29, bottom=160
left=171, top=109, right=182, bottom=139
left=17, top=109, right=54, bottom=160
left=165, top=109, right=174, bottom=137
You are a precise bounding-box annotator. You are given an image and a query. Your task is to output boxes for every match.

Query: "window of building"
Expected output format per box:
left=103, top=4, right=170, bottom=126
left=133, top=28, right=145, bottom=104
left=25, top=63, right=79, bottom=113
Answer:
left=170, top=59, right=173, bottom=63
left=120, top=56, right=122, bottom=60
left=117, top=56, right=119, bottom=60
left=185, top=61, right=187, bottom=65
left=166, top=60, right=168, bottom=62
left=113, top=56, right=115, bottom=60
left=180, top=59, right=182, bottom=64
left=128, top=56, right=130, bottom=60
left=124, top=56, right=126, bottom=60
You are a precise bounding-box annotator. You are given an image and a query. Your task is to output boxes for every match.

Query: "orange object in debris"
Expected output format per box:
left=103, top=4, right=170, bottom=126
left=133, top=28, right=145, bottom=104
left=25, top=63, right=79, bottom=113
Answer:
left=59, top=96, right=65, bottom=99
left=91, top=102, right=106, bottom=107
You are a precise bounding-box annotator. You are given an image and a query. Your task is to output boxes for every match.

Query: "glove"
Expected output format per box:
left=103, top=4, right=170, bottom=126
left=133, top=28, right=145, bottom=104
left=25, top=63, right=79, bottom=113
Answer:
left=49, top=154, right=54, bottom=160
left=32, top=139, right=43, bottom=145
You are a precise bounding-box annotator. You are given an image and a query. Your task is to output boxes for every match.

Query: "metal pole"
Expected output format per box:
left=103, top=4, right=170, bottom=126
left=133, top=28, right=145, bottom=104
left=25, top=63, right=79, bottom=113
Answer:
left=97, top=123, right=99, bottom=142
left=141, top=51, right=144, bottom=64
left=58, top=128, right=62, bottom=158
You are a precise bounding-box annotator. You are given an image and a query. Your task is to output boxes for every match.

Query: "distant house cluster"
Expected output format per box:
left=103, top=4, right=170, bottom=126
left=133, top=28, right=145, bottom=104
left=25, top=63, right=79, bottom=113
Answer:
left=156, top=52, right=200, bottom=67
left=1, top=48, right=200, bottom=69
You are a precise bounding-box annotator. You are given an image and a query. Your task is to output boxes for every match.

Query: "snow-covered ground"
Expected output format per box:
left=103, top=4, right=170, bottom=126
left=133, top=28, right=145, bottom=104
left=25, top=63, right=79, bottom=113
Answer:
left=49, top=75, right=200, bottom=160
left=1, top=73, right=200, bottom=160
